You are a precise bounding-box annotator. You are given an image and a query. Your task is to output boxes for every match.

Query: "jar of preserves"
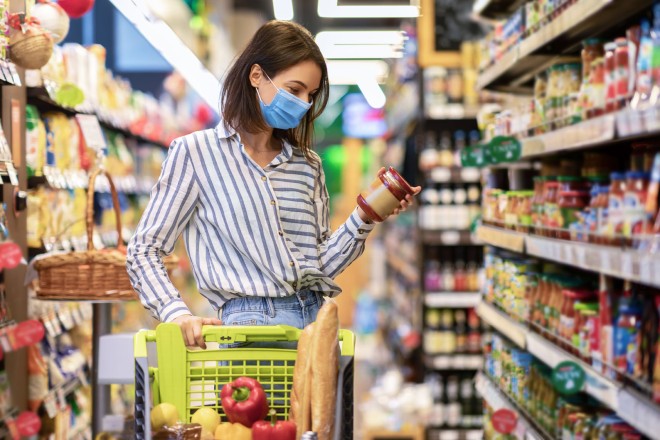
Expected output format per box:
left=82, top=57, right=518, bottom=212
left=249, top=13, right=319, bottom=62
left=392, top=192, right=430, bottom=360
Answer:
left=543, top=178, right=560, bottom=236
left=582, top=38, right=604, bottom=80
left=560, top=290, right=597, bottom=347
left=589, top=57, right=606, bottom=118
left=358, top=167, right=415, bottom=222
left=615, top=37, right=630, bottom=108
left=532, top=176, right=546, bottom=233
left=516, top=190, right=534, bottom=232
left=504, top=191, right=519, bottom=229
left=605, top=42, right=617, bottom=113
left=558, top=175, right=586, bottom=192
left=558, top=190, right=590, bottom=239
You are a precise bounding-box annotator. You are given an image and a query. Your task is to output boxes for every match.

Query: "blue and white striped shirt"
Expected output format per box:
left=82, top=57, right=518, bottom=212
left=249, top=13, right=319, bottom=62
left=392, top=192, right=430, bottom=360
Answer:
left=126, top=122, right=375, bottom=322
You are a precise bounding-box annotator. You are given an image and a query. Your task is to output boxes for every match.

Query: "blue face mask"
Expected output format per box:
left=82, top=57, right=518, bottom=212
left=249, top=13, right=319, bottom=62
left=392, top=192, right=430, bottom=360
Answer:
left=256, top=73, right=312, bottom=130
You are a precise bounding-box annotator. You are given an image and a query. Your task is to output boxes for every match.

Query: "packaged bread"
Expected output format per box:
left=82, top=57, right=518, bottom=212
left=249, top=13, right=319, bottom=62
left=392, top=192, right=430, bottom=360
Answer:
left=290, top=323, right=314, bottom=437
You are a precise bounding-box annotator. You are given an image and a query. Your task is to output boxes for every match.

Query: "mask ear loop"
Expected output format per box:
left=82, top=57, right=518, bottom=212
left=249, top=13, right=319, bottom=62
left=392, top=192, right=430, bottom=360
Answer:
left=255, top=66, right=279, bottom=105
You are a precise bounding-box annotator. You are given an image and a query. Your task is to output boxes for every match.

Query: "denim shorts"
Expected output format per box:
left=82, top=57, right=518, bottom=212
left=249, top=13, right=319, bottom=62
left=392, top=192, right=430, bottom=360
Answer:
left=220, top=290, right=323, bottom=329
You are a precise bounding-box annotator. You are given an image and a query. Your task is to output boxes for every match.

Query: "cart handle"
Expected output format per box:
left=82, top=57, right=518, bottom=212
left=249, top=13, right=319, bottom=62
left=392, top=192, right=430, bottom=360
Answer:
left=134, top=325, right=355, bottom=357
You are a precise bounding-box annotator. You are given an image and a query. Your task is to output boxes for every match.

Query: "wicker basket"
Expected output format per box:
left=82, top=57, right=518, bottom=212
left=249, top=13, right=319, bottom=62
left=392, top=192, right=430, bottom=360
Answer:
left=9, top=27, right=53, bottom=70
left=35, top=170, right=177, bottom=301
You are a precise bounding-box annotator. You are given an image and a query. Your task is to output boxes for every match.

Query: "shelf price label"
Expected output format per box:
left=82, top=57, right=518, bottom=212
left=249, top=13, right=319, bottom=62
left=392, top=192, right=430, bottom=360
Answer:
left=75, top=114, right=107, bottom=153
left=552, top=360, right=586, bottom=395
left=490, top=136, right=522, bottom=163
left=492, top=408, right=517, bottom=434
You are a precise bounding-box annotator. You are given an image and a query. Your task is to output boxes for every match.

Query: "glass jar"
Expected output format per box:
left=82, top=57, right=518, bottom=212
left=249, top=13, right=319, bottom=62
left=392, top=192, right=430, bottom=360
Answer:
left=558, top=175, right=586, bottom=192
left=605, top=42, right=617, bottom=113
left=558, top=190, right=589, bottom=239
left=564, top=62, right=582, bottom=94
left=516, top=190, right=534, bottom=232
left=504, top=191, right=519, bottom=230
left=357, top=166, right=414, bottom=222
left=615, top=37, right=630, bottom=108
left=532, top=176, right=546, bottom=233
left=543, top=178, right=560, bottom=236
left=582, top=38, right=604, bottom=80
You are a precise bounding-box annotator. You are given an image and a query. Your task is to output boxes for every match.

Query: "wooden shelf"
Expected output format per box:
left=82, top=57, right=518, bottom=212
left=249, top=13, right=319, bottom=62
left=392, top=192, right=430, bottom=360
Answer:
left=477, top=0, right=655, bottom=92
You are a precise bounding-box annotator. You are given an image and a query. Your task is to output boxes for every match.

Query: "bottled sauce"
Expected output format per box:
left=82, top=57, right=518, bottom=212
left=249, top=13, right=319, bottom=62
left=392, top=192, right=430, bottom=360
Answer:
left=614, top=297, right=642, bottom=374
left=557, top=190, right=589, bottom=240
left=607, top=172, right=627, bottom=244
left=455, top=309, right=467, bottom=352
left=623, top=171, right=650, bottom=241
left=582, top=38, right=604, bottom=81
left=420, top=131, right=438, bottom=171
left=605, top=42, right=618, bottom=113
left=445, top=375, right=461, bottom=427
left=543, top=178, right=560, bottom=236
left=615, top=37, right=630, bottom=108
left=425, top=260, right=442, bottom=292
left=442, top=260, right=456, bottom=291
left=438, top=131, right=454, bottom=168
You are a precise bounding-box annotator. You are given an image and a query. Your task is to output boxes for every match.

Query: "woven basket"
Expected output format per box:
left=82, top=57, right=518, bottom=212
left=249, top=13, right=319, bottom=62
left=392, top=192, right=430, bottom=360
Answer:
left=35, top=170, right=177, bottom=301
left=9, top=27, right=53, bottom=70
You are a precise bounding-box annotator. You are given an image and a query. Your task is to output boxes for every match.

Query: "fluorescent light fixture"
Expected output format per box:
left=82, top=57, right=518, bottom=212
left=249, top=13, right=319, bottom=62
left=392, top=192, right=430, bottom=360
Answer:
left=318, top=0, right=419, bottom=18
left=273, top=0, right=294, bottom=20
left=326, top=60, right=389, bottom=85
left=357, top=78, right=386, bottom=109
left=316, top=30, right=405, bottom=59
left=109, top=0, right=220, bottom=115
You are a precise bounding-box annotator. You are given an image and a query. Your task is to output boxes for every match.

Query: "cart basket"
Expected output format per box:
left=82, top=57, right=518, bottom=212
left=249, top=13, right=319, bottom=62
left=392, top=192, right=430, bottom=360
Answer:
left=134, top=323, right=355, bottom=440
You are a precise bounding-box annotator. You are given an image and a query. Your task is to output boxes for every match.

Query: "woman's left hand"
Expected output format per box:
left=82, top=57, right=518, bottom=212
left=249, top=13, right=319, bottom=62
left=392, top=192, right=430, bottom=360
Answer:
left=379, top=167, right=421, bottom=217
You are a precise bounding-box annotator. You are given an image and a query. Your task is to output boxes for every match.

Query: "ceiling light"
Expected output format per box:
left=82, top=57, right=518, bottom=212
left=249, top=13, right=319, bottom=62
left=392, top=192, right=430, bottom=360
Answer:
left=317, top=0, right=419, bottom=18
left=109, top=0, right=220, bottom=114
left=357, top=78, right=386, bottom=109
left=273, top=0, right=294, bottom=20
left=326, top=60, right=389, bottom=85
left=316, top=30, right=405, bottom=59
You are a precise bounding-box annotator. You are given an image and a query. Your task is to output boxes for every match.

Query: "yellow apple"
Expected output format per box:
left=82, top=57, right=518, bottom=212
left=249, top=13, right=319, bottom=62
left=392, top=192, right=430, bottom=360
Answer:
left=191, top=407, right=220, bottom=436
left=151, top=402, right=180, bottom=430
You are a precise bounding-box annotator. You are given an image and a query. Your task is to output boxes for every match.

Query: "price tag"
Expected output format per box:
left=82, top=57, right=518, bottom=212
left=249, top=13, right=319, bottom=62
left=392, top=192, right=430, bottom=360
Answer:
left=14, top=319, right=45, bottom=348
left=0, top=60, right=10, bottom=83
left=552, top=361, right=586, bottom=395
left=4, top=162, right=17, bottom=186
left=44, top=393, right=58, bottom=418
left=492, top=408, right=517, bottom=434
left=75, top=114, right=107, bottom=151
left=16, top=411, right=41, bottom=437
left=8, top=63, right=20, bottom=86
left=0, top=241, right=22, bottom=269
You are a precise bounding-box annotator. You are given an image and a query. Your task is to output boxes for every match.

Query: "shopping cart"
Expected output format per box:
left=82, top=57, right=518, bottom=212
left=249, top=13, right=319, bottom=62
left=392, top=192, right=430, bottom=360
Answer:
left=134, top=323, right=355, bottom=440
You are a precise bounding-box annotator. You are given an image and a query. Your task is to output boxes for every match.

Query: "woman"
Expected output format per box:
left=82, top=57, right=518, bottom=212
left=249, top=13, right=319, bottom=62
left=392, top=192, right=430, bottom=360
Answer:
left=126, top=20, right=419, bottom=348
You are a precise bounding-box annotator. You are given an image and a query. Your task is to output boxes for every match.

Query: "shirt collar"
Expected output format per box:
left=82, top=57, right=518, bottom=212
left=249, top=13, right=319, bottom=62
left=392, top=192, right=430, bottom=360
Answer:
left=215, top=120, right=295, bottom=166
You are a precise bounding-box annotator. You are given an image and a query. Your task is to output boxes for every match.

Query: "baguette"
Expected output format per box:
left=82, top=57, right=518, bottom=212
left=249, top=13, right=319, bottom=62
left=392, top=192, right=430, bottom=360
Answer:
left=290, top=323, right=314, bottom=437
left=310, top=300, right=339, bottom=440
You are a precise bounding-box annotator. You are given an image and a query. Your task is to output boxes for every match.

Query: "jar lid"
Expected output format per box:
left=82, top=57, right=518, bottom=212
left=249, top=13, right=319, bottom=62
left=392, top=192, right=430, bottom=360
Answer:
left=559, top=191, right=590, bottom=197
left=562, top=289, right=596, bottom=299
left=625, top=170, right=650, bottom=180
left=583, top=37, right=603, bottom=46
left=557, top=175, right=582, bottom=182
left=610, top=171, right=625, bottom=181
left=574, top=301, right=599, bottom=312
left=387, top=167, right=415, bottom=195
left=605, top=42, right=617, bottom=51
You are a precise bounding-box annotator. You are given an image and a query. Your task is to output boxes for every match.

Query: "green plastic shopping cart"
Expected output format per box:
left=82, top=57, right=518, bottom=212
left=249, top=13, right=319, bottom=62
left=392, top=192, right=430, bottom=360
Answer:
left=134, top=323, right=355, bottom=439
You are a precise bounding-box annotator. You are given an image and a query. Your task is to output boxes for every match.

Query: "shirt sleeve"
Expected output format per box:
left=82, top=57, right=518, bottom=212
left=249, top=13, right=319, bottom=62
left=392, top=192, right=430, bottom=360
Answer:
left=314, top=160, right=375, bottom=279
left=126, top=139, right=199, bottom=322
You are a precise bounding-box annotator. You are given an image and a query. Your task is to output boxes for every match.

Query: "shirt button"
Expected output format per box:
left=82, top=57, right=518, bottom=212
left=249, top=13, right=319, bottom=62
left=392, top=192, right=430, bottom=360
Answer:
left=358, top=229, right=364, bottom=234
left=261, top=176, right=267, bottom=181
left=289, top=261, right=295, bottom=267
left=278, top=231, right=284, bottom=236
left=271, top=200, right=276, bottom=205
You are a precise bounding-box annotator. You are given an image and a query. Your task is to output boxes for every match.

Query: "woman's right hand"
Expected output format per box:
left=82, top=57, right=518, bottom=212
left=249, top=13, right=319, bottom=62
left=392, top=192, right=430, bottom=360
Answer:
left=171, top=315, right=223, bottom=349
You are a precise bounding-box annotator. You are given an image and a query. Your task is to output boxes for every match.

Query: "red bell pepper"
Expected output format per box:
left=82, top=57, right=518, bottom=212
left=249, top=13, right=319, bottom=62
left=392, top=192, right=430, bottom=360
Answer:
left=220, top=377, right=269, bottom=427
left=252, top=409, right=296, bottom=440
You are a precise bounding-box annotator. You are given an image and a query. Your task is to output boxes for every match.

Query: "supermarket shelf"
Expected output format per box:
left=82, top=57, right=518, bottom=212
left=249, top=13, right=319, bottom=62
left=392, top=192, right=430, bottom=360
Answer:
left=425, top=354, right=483, bottom=370
left=426, top=166, right=481, bottom=184
left=525, top=332, right=620, bottom=410
left=477, top=225, right=660, bottom=288
left=27, top=86, right=169, bottom=149
left=477, top=0, right=655, bottom=91
left=475, top=372, right=552, bottom=440
left=421, top=229, right=482, bottom=246
left=520, top=112, right=617, bottom=158
left=472, top=0, right=527, bottom=19
left=476, top=301, right=527, bottom=348
left=426, top=428, right=483, bottom=439
left=476, top=225, right=525, bottom=253
left=478, top=301, right=660, bottom=438
left=425, top=292, right=482, bottom=308
left=426, top=104, right=480, bottom=120
left=525, top=234, right=660, bottom=288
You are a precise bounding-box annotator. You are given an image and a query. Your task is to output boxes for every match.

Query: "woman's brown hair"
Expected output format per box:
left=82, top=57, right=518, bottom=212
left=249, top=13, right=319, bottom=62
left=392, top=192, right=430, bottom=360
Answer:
left=221, top=20, right=329, bottom=163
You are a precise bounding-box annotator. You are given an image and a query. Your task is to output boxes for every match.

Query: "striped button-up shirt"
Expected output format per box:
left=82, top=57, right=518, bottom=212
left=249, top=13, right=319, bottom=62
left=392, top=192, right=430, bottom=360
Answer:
left=126, top=122, right=375, bottom=322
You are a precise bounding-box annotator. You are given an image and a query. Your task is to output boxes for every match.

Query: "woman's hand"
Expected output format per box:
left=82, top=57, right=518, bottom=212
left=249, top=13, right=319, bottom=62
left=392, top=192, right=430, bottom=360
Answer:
left=378, top=167, right=421, bottom=217
left=171, top=315, right=223, bottom=349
